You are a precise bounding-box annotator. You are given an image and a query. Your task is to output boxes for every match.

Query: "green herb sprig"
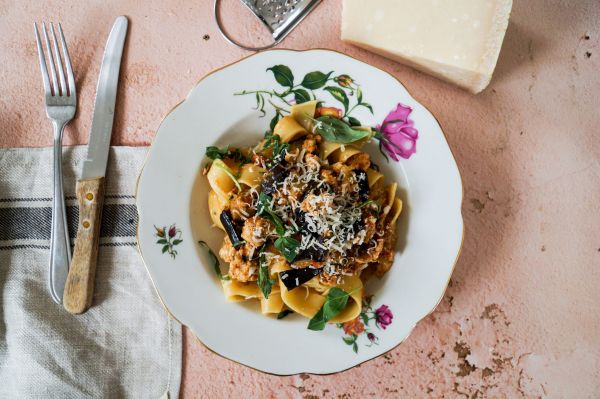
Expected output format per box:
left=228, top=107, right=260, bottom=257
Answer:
left=198, top=241, right=230, bottom=281
left=256, top=193, right=300, bottom=262
left=311, top=116, right=372, bottom=144
left=257, top=192, right=286, bottom=235
left=274, top=236, right=300, bottom=262
left=205, top=145, right=250, bottom=163
left=357, top=200, right=381, bottom=214
left=277, top=309, right=294, bottom=319
left=307, top=287, right=357, bottom=331
left=262, top=131, right=289, bottom=164
left=258, top=246, right=275, bottom=299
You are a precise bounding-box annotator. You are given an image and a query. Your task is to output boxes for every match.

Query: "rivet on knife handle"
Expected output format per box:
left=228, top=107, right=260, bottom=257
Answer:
left=63, top=178, right=104, bottom=314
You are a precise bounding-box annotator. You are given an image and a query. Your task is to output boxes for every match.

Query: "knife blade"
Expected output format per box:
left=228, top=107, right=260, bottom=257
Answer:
left=63, top=16, right=128, bottom=314
left=82, top=16, right=128, bottom=180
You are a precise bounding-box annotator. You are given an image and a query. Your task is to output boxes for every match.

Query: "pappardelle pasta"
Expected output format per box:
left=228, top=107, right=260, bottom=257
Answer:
left=202, top=100, right=402, bottom=330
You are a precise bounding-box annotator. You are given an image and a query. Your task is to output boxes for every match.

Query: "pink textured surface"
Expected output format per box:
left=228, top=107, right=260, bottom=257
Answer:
left=2, top=0, right=599, bottom=397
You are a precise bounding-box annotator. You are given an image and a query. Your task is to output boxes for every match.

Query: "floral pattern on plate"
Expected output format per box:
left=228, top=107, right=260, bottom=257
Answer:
left=154, top=224, right=182, bottom=259
left=337, top=296, right=394, bottom=353
left=236, top=64, right=419, bottom=161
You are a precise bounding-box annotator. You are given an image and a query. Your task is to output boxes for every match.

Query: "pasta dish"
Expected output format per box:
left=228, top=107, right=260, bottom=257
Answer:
left=202, top=100, right=402, bottom=330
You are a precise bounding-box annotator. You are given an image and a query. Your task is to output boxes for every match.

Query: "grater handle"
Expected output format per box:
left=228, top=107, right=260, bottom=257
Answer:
left=214, top=0, right=284, bottom=51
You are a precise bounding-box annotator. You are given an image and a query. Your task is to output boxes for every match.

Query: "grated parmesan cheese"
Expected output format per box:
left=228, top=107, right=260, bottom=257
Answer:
left=257, top=138, right=374, bottom=279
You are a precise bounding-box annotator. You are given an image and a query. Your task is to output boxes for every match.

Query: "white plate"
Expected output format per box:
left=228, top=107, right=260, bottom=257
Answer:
left=136, top=49, right=463, bottom=375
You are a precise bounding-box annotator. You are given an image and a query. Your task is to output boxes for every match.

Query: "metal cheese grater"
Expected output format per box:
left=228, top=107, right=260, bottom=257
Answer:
left=215, top=0, right=321, bottom=51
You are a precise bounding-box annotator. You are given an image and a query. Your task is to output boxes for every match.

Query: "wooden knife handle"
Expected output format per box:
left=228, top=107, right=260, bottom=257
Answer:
left=63, top=177, right=105, bottom=314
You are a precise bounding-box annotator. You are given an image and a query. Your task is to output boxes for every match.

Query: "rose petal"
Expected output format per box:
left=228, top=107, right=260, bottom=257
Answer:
left=382, top=142, right=400, bottom=161
left=383, top=103, right=413, bottom=125
left=400, top=126, right=418, bottom=139
left=385, top=132, right=416, bottom=159
left=378, top=103, right=419, bottom=160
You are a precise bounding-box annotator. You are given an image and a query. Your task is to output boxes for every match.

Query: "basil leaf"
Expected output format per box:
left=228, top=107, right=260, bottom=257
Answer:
left=357, top=200, right=379, bottom=211
left=205, top=146, right=229, bottom=160
left=274, top=236, right=300, bottom=262
left=277, top=309, right=294, bottom=319
left=257, top=192, right=286, bottom=235
left=307, top=287, right=353, bottom=331
left=323, top=288, right=353, bottom=318
left=206, top=146, right=249, bottom=163
left=301, top=71, right=332, bottom=89
left=258, top=247, right=275, bottom=299
left=269, top=112, right=281, bottom=131
left=307, top=308, right=326, bottom=331
left=262, top=132, right=289, bottom=164
left=324, top=86, right=349, bottom=113
left=267, top=65, right=294, bottom=87
left=313, top=116, right=371, bottom=144
left=347, top=116, right=362, bottom=127
left=198, top=241, right=230, bottom=281
left=293, top=89, right=311, bottom=104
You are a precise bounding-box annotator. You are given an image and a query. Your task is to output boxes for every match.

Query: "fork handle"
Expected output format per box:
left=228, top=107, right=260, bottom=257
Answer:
left=63, top=178, right=104, bottom=314
left=49, top=126, right=71, bottom=304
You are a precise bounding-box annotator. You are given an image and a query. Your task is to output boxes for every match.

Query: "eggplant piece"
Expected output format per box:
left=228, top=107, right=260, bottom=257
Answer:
left=294, top=208, right=306, bottom=227
left=296, top=245, right=327, bottom=262
left=279, top=267, right=324, bottom=290
left=351, top=218, right=365, bottom=235
left=297, top=181, right=334, bottom=205
left=261, top=163, right=288, bottom=195
left=355, top=169, right=369, bottom=201
left=295, top=233, right=327, bottom=262
left=298, top=181, right=318, bottom=202
left=294, top=210, right=328, bottom=261
left=220, top=210, right=244, bottom=248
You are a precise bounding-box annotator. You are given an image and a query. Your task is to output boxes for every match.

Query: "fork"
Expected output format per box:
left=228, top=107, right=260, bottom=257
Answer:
left=34, top=22, right=76, bottom=304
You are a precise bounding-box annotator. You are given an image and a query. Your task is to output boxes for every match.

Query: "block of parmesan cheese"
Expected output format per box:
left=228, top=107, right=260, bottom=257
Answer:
left=341, top=0, right=512, bottom=93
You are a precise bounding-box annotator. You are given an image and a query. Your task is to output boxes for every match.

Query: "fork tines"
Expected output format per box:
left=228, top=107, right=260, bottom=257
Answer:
left=34, top=22, right=75, bottom=98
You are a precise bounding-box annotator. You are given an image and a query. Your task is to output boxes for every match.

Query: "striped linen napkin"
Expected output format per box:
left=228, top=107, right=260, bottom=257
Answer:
left=0, top=146, right=181, bottom=398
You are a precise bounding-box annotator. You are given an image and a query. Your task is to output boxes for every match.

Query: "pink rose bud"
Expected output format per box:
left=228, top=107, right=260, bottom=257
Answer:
left=376, top=103, right=418, bottom=160
left=375, top=304, right=393, bottom=329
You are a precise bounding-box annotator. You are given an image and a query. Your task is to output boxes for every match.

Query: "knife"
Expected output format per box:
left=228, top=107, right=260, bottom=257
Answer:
left=63, top=16, right=128, bottom=314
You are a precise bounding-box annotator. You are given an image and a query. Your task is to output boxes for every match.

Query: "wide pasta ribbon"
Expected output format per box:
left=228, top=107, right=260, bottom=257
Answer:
left=278, top=274, right=363, bottom=323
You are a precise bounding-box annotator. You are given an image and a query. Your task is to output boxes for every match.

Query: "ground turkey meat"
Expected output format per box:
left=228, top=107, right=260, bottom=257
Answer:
left=346, top=152, right=371, bottom=170
left=375, top=227, right=396, bottom=277
left=228, top=191, right=255, bottom=221
left=304, top=153, right=321, bottom=172
left=219, top=236, right=258, bottom=282
left=320, top=169, right=337, bottom=187
left=241, top=216, right=274, bottom=248
left=302, top=134, right=320, bottom=153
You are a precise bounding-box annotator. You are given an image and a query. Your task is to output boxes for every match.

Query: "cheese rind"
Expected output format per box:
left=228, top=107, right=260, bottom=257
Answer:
left=341, top=0, right=512, bottom=94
